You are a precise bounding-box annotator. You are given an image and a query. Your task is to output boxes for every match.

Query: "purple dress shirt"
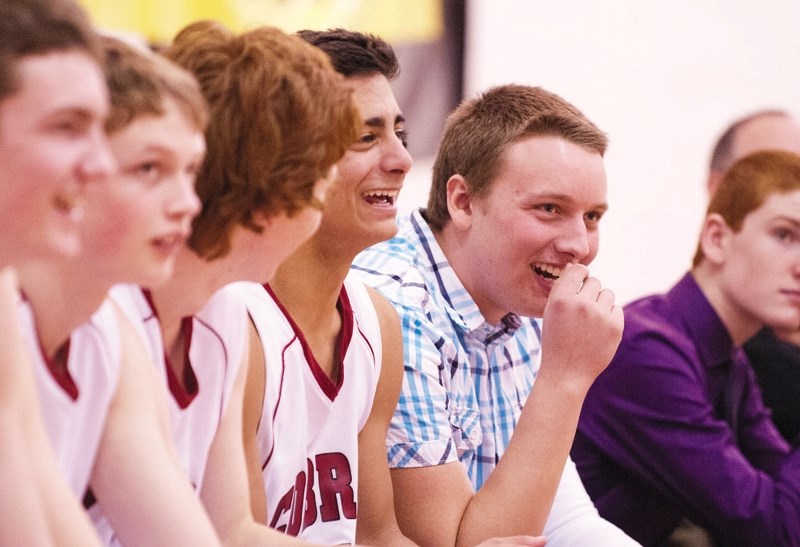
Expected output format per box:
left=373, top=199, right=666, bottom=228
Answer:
left=572, top=273, right=800, bottom=546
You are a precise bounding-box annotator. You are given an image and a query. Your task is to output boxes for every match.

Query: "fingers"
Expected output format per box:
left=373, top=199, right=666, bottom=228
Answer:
left=551, top=262, right=587, bottom=295
left=552, top=264, right=618, bottom=312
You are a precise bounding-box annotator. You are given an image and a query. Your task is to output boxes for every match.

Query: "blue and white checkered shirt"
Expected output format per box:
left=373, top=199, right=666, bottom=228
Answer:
left=352, top=209, right=641, bottom=546
left=351, top=209, right=542, bottom=489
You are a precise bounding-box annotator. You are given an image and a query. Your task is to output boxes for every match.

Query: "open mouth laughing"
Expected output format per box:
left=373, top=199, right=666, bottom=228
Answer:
left=363, top=190, right=399, bottom=206
left=532, top=262, right=564, bottom=280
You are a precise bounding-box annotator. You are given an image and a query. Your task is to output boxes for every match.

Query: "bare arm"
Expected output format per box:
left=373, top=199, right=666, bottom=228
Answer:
left=355, top=287, right=417, bottom=546
left=392, top=264, right=623, bottom=546
left=0, top=267, right=100, bottom=547
left=202, top=317, right=320, bottom=547
left=89, top=304, right=221, bottom=547
left=242, top=318, right=267, bottom=524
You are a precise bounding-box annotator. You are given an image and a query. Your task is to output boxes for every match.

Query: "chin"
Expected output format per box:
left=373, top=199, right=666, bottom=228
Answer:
left=511, top=300, right=547, bottom=319
left=47, top=232, right=81, bottom=259
left=372, top=224, right=400, bottom=244
left=138, top=266, right=173, bottom=289
left=766, top=313, right=800, bottom=331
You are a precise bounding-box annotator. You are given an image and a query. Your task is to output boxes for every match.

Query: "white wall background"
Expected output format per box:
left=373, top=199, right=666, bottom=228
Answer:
left=398, top=0, right=800, bottom=305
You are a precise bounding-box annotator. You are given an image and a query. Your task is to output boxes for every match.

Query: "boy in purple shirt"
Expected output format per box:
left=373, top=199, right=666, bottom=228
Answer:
left=573, top=150, right=800, bottom=546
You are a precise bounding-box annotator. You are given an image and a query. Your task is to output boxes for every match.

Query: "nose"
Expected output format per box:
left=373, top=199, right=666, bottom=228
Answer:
left=554, top=216, right=591, bottom=260
left=169, top=172, right=202, bottom=220
left=382, top=133, right=413, bottom=175
left=79, top=128, right=117, bottom=183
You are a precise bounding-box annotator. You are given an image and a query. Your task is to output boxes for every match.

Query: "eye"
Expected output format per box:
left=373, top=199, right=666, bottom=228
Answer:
left=129, top=161, right=163, bottom=183
left=185, top=159, right=202, bottom=178
left=395, top=128, right=408, bottom=148
left=52, top=119, right=89, bottom=137
left=536, top=203, right=558, bottom=214
left=137, top=162, right=159, bottom=176
left=774, top=227, right=798, bottom=244
left=585, top=210, right=605, bottom=224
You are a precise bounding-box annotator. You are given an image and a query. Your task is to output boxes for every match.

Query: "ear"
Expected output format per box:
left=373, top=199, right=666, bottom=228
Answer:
left=249, top=209, right=272, bottom=231
left=698, top=212, right=731, bottom=266
left=446, top=174, right=474, bottom=230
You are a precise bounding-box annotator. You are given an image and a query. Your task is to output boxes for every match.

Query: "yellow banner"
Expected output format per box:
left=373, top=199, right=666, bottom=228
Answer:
left=80, top=0, right=442, bottom=45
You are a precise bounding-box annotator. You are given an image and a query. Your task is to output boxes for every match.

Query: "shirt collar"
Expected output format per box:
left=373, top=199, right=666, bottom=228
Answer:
left=408, top=209, right=523, bottom=337
left=668, top=272, right=734, bottom=369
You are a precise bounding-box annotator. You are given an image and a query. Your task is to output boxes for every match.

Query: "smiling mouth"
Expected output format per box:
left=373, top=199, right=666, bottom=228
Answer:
left=152, top=233, right=186, bottom=253
left=363, top=191, right=398, bottom=206
left=53, top=193, right=83, bottom=222
left=532, top=262, right=564, bottom=280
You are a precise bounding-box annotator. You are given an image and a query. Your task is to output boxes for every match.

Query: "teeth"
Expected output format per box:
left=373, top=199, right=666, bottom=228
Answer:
left=363, top=190, right=398, bottom=205
left=532, top=262, right=564, bottom=279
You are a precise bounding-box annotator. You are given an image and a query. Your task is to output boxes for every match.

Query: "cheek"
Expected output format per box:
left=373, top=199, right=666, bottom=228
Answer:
left=83, top=192, right=144, bottom=253
left=584, top=232, right=601, bottom=264
left=337, top=155, right=371, bottom=186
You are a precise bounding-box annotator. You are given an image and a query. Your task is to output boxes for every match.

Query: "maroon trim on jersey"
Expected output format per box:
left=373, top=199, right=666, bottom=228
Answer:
left=261, top=337, right=290, bottom=470
left=354, top=324, right=377, bottom=370
left=142, top=289, right=199, bottom=408
left=19, top=290, right=79, bottom=400
left=263, top=284, right=354, bottom=401
left=46, top=338, right=79, bottom=400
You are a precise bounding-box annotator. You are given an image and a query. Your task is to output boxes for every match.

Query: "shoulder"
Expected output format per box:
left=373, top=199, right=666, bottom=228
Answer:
left=198, top=283, right=249, bottom=322
left=617, top=292, right=694, bottom=357
left=351, top=215, right=430, bottom=305
left=586, top=292, right=704, bottom=406
left=359, top=282, right=398, bottom=325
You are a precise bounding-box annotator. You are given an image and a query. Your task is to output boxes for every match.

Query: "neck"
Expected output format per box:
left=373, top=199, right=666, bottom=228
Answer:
left=434, top=222, right=505, bottom=324
left=270, top=238, right=350, bottom=331
left=147, top=248, right=233, bottom=349
left=17, top=259, right=111, bottom=357
left=692, top=266, right=762, bottom=346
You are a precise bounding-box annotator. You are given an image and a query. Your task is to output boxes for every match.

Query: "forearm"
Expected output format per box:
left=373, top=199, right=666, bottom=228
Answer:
left=222, top=521, right=321, bottom=547
left=0, top=411, right=98, bottom=547
left=458, top=372, right=589, bottom=545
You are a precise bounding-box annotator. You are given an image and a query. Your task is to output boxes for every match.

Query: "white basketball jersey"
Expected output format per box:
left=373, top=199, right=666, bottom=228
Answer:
left=233, top=274, right=382, bottom=545
left=90, top=283, right=247, bottom=545
left=21, top=297, right=122, bottom=497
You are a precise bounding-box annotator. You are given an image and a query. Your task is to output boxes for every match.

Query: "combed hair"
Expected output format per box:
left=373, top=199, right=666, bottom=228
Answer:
left=164, top=21, right=360, bottom=259
left=693, top=150, right=800, bottom=266
left=297, top=28, right=399, bottom=80
left=0, top=0, right=99, bottom=101
left=426, top=84, right=608, bottom=231
left=101, top=35, right=207, bottom=135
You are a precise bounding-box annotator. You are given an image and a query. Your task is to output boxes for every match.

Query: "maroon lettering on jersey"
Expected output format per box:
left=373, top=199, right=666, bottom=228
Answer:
left=268, top=452, right=356, bottom=535
left=270, top=468, right=307, bottom=535
left=270, top=483, right=294, bottom=532
left=316, top=452, right=357, bottom=521
left=302, top=458, right=318, bottom=527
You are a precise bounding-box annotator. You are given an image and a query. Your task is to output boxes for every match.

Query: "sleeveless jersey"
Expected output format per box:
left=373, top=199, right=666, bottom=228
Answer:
left=90, top=283, right=247, bottom=545
left=232, top=274, right=382, bottom=545
left=20, top=298, right=122, bottom=497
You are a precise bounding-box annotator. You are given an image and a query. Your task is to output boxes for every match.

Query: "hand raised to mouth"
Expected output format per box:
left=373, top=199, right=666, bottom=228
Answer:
left=540, top=262, right=624, bottom=389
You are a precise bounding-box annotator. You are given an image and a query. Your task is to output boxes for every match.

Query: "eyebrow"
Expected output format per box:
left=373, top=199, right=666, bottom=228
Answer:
left=773, top=216, right=800, bottom=227
left=44, top=106, right=97, bottom=122
left=364, top=114, right=406, bottom=128
left=530, top=191, right=609, bottom=212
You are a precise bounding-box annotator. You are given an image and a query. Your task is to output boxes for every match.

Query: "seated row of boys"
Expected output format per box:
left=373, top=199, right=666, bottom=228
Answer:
left=4, top=0, right=800, bottom=545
